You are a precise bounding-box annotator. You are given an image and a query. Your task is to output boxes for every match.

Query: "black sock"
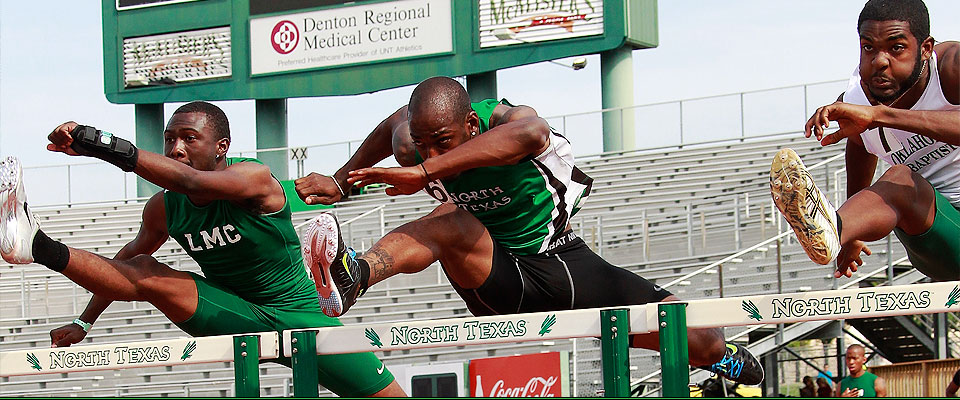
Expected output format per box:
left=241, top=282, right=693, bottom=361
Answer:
left=32, top=230, right=70, bottom=272
left=836, top=212, right=843, bottom=237
left=355, top=258, right=371, bottom=294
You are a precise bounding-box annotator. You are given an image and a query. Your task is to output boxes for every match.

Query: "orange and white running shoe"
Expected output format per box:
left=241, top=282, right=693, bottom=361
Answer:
left=770, top=148, right=840, bottom=265
left=300, top=212, right=364, bottom=317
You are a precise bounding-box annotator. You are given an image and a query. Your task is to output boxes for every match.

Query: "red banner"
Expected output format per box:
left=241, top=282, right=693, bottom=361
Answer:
left=469, top=352, right=568, bottom=397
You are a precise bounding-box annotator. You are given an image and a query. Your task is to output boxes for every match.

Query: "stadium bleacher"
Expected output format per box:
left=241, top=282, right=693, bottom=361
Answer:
left=1, top=132, right=933, bottom=397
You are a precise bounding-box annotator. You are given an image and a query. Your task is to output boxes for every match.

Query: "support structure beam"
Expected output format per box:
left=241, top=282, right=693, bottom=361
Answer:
left=135, top=103, right=164, bottom=198
left=255, top=99, right=289, bottom=180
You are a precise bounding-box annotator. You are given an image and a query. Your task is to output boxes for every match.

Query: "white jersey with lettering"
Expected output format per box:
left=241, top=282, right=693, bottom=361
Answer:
left=843, top=51, right=960, bottom=207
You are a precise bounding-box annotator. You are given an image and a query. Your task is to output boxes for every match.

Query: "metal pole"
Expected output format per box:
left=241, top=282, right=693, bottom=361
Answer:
left=886, top=235, right=893, bottom=285
left=718, top=263, right=724, bottom=298
left=67, top=165, right=72, bottom=204
left=572, top=338, right=578, bottom=396
left=379, top=207, right=385, bottom=237
left=658, top=303, right=690, bottom=397
left=597, top=215, right=603, bottom=257
left=291, top=330, right=319, bottom=397
left=642, top=210, right=649, bottom=261
left=687, top=204, right=693, bottom=256
left=233, top=335, right=261, bottom=397
left=20, top=270, right=26, bottom=317
left=740, top=92, right=745, bottom=140
left=734, top=196, right=741, bottom=250
left=600, top=309, right=630, bottom=397
left=679, top=101, right=684, bottom=147
left=700, top=212, right=706, bottom=250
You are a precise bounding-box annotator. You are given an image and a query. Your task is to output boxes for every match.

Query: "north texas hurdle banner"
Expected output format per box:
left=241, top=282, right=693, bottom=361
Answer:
left=644, top=281, right=960, bottom=330
left=283, top=306, right=645, bottom=356
left=0, top=332, right=279, bottom=377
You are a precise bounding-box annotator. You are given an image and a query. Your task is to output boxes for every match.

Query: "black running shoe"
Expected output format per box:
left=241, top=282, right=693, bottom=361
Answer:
left=701, top=343, right=764, bottom=385
left=300, top=212, right=365, bottom=317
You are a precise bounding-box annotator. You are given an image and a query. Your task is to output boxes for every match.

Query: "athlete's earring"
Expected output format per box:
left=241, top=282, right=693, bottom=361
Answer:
left=471, top=130, right=477, bottom=137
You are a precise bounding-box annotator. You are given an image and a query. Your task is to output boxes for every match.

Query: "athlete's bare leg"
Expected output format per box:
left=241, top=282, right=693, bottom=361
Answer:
left=837, top=165, right=937, bottom=242
left=361, top=203, right=493, bottom=288
left=355, top=204, right=726, bottom=364
left=59, top=249, right=198, bottom=322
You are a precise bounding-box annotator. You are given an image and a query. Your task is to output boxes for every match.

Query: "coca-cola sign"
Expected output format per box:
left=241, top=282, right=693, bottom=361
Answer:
left=469, top=352, right=569, bottom=397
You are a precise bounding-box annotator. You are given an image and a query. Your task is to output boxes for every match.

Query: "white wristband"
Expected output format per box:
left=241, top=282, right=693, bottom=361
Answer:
left=73, top=318, right=92, bottom=332
left=331, top=175, right=346, bottom=197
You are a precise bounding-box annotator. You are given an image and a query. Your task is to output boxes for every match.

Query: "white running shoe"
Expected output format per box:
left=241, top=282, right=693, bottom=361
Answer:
left=299, top=212, right=364, bottom=317
left=770, top=148, right=840, bottom=265
left=0, top=156, right=40, bottom=264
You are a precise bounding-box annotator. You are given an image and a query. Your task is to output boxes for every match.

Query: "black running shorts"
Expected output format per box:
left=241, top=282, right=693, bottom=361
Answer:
left=450, top=231, right=673, bottom=316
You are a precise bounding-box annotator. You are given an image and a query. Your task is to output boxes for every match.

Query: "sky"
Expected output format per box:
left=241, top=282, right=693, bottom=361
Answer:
left=1, top=1, right=959, bottom=205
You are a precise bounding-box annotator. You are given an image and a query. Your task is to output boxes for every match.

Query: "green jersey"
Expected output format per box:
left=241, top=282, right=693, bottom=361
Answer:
left=164, top=157, right=318, bottom=309
left=840, top=371, right=879, bottom=397
left=421, top=99, right=593, bottom=255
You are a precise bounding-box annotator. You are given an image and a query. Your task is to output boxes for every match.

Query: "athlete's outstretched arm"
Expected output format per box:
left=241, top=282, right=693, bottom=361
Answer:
left=49, top=193, right=169, bottom=347
left=295, top=105, right=413, bottom=205
left=47, top=121, right=282, bottom=207
left=348, top=105, right=551, bottom=195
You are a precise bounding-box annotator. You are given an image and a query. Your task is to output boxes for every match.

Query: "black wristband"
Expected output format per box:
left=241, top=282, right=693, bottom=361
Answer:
left=69, top=125, right=139, bottom=172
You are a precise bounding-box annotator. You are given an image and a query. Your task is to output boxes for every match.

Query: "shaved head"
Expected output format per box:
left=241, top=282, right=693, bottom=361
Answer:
left=408, top=76, right=472, bottom=125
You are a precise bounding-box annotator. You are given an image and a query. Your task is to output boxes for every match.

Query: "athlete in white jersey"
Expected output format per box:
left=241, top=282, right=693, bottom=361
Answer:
left=294, top=76, right=765, bottom=385
left=771, top=0, right=959, bottom=281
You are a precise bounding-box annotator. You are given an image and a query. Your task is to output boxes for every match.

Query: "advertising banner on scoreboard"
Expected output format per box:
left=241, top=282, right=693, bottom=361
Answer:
left=249, top=0, right=453, bottom=75
left=478, top=0, right=604, bottom=48
left=121, top=26, right=232, bottom=88
left=469, top=351, right=569, bottom=397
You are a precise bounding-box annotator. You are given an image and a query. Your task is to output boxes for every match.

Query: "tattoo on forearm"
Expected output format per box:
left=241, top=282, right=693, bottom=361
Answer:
left=365, top=247, right=395, bottom=282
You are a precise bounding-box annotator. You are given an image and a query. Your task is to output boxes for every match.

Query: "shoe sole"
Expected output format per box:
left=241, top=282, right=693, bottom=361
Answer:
left=0, top=156, right=32, bottom=263
left=300, top=213, right=345, bottom=317
left=770, top=148, right=837, bottom=265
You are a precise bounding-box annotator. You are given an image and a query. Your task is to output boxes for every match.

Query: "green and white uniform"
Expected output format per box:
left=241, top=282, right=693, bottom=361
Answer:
left=839, top=371, right=879, bottom=397
left=420, top=101, right=670, bottom=316
left=422, top=99, right=593, bottom=255
left=166, top=157, right=393, bottom=397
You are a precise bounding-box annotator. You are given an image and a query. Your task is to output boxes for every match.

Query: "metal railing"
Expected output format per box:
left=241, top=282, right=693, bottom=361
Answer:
left=18, top=79, right=848, bottom=207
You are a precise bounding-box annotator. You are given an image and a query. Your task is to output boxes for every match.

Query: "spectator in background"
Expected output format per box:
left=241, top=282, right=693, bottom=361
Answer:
left=818, top=364, right=835, bottom=383
left=837, top=344, right=886, bottom=397
left=818, top=377, right=834, bottom=398
left=800, top=376, right=817, bottom=397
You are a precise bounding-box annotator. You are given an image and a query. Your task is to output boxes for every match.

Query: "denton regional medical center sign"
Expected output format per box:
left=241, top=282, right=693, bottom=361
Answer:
left=249, top=0, right=452, bottom=75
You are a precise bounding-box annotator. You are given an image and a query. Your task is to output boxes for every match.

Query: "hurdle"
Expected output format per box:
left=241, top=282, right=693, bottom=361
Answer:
left=280, top=280, right=959, bottom=397
left=1, top=281, right=956, bottom=397
left=0, top=331, right=279, bottom=397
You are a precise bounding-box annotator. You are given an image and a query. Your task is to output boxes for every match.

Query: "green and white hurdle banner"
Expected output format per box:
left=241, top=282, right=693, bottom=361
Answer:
left=282, top=307, right=650, bottom=356
left=0, top=331, right=279, bottom=397
left=645, top=280, right=960, bottom=331
left=281, top=281, right=959, bottom=398
left=282, top=307, right=649, bottom=396
left=652, top=281, right=960, bottom=397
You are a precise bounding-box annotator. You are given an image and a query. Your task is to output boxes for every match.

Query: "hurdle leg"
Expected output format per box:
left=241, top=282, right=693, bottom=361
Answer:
left=291, top=330, right=319, bottom=397
left=233, top=335, right=261, bottom=397
left=600, top=308, right=631, bottom=397
left=658, top=303, right=690, bottom=397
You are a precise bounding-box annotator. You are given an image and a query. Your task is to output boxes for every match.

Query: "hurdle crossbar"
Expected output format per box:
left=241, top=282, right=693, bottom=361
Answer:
left=654, top=280, right=960, bottom=397
left=0, top=331, right=279, bottom=397
left=281, top=281, right=959, bottom=397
